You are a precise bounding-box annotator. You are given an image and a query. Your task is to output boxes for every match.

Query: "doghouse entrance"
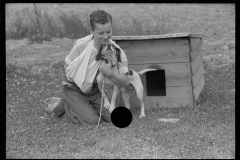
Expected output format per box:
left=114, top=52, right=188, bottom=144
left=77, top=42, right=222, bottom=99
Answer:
left=146, top=70, right=166, bottom=96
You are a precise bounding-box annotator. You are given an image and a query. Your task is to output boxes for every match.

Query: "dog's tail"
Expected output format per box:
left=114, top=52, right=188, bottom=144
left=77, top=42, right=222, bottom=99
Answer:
left=138, top=68, right=157, bottom=87
left=138, top=68, right=157, bottom=75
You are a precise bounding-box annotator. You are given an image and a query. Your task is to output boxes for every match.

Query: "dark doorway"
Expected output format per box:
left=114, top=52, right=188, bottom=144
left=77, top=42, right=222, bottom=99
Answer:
left=146, top=70, right=166, bottom=96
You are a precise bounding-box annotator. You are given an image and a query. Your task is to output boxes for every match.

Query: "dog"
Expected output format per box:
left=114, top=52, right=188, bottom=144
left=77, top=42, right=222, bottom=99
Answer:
left=95, top=42, right=156, bottom=118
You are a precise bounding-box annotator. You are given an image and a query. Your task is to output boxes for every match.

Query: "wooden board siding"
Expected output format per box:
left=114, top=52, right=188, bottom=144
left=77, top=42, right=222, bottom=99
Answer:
left=112, top=33, right=203, bottom=41
left=193, top=75, right=205, bottom=100
left=103, top=33, right=205, bottom=108
left=190, top=38, right=202, bottom=61
left=129, top=63, right=191, bottom=87
left=191, top=49, right=203, bottom=74
left=128, top=86, right=193, bottom=109
left=192, top=63, right=204, bottom=88
left=116, top=38, right=190, bottom=64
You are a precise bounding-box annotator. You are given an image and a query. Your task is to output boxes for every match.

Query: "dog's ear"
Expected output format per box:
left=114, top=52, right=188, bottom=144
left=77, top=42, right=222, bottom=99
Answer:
left=116, top=47, right=122, bottom=63
left=95, top=46, right=103, bottom=61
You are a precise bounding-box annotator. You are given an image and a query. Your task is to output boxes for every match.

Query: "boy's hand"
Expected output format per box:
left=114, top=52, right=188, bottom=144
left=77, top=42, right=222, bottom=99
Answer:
left=81, top=82, right=92, bottom=93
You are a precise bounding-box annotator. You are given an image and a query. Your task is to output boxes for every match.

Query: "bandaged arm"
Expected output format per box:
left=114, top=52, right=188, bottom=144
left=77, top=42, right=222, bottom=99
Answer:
left=63, top=40, right=88, bottom=85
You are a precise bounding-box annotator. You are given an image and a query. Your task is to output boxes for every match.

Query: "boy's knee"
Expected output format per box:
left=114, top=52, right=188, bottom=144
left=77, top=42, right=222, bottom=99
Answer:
left=88, top=116, right=111, bottom=125
left=88, top=117, right=99, bottom=125
left=102, top=116, right=111, bottom=123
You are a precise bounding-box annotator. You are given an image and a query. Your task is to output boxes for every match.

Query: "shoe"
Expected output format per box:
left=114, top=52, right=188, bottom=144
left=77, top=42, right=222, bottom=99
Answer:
left=51, top=99, right=65, bottom=118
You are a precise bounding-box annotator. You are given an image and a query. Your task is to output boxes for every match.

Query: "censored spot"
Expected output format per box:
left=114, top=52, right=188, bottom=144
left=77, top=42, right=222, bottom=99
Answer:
left=111, top=106, right=132, bottom=128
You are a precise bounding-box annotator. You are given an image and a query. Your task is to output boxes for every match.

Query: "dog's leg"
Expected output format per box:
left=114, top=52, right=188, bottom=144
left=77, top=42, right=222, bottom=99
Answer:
left=132, top=79, right=145, bottom=118
left=109, top=85, right=119, bottom=113
left=98, top=83, right=111, bottom=109
left=121, top=88, right=131, bottom=110
left=136, top=88, right=145, bottom=118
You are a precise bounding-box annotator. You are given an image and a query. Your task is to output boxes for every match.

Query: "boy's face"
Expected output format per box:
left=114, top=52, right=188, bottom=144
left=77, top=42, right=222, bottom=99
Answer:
left=90, top=22, right=112, bottom=47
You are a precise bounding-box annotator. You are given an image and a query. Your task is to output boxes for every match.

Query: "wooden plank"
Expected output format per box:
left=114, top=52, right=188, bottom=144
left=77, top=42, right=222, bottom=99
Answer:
left=113, top=33, right=203, bottom=41
left=117, top=38, right=190, bottom=64
left=190, top=38, right=202, bottom=61
left=112, top=33, right=191, bottom=41
left=193, top=75, right=205, bottom=101
left=191, top=49, right=203, bottom=74
left=190, top=38, right=201, bottom=51
left=128, top=86, right=193, bottom=109
left=104, top=80, right=193, bottom=109
left=129, top=63, right=191, bottom=87
left=189, top=33, right=204, bottom=38
left=192, top=63, right=204, bottom=88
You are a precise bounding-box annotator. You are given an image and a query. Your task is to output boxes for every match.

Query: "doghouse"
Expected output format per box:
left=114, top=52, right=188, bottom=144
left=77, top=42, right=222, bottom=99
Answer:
left=112, top=33, right=205, bottom=109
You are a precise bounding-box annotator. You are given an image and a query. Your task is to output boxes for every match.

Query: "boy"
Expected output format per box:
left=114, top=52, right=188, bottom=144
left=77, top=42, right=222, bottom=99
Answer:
left=52, top=10, right=129, bottom=125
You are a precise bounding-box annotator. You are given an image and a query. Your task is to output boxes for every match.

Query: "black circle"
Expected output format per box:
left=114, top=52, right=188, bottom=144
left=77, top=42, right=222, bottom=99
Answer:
left=111, top=106, right=132, bottom=128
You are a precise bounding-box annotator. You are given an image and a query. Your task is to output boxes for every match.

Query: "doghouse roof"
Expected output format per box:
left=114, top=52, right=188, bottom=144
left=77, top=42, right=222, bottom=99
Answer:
left=112, top=33, right=203, bottom=41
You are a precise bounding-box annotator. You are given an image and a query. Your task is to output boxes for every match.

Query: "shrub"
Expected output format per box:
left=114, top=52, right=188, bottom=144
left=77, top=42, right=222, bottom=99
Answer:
left=28, top=31, right=52, bottom=44
left=6, top=4, right=174, bottom=40
left=43, top=12, right=63, bottom=38
left=27, top=4, right=53, bottom=44
left=58, top=12, right=88, bottom=39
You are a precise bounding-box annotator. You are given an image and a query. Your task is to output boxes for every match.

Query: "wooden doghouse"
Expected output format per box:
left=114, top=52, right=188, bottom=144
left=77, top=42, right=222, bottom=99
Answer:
left=112, top=33, right=205, bottom=109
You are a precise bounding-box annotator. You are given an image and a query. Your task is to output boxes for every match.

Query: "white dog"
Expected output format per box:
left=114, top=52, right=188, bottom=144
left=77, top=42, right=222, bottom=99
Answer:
left=95, top=43, right=156, bottom=118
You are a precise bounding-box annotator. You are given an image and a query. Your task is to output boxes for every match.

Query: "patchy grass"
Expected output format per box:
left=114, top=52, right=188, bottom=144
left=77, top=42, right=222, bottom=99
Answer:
left=6, top=4, right=235, bottom=159
left=6, top=60, right=235, bottom=159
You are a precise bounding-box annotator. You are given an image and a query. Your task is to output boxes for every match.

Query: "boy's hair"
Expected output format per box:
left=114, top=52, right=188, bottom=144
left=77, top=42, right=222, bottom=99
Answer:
left=90, top=10, right=112, bottom=31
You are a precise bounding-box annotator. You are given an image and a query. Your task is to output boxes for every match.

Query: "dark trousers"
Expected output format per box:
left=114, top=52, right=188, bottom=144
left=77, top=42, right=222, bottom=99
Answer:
left=59, top=76, right=111, bottom=125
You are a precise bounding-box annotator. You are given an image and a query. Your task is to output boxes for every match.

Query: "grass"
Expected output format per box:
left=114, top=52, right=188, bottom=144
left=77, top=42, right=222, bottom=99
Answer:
left=6, top=61, right=235, bottom=158
left=6, top=3, right=235, bottom=159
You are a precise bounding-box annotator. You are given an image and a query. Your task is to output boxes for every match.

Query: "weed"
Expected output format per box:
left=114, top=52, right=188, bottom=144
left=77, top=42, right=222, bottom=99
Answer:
left=58, top=12, right=88, bottom=39
left=43, top=12, right=62, bottom=38
left=6, top=4, right=175, bottom=40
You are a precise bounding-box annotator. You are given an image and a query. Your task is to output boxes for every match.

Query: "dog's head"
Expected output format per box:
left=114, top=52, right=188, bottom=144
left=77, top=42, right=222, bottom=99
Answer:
left=95, top=42, right=122, bottom=67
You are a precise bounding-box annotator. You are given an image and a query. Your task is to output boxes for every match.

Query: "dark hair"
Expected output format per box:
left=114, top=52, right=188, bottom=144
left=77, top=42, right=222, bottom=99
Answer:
left=90, top=10, right=112, bottom=31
